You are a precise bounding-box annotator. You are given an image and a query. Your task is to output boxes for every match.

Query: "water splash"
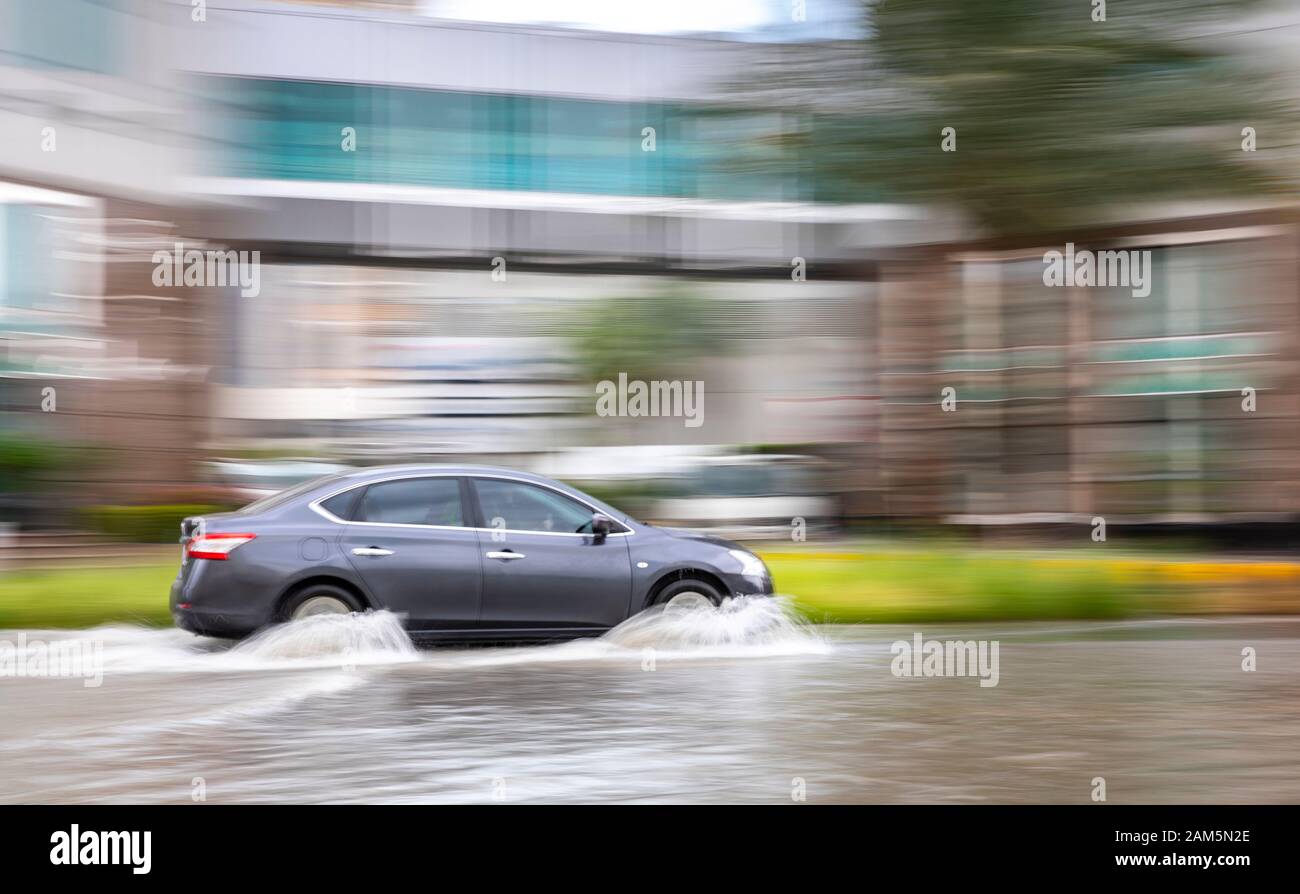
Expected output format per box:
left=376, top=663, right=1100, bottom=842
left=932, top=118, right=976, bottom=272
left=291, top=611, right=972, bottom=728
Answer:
left=599, top=595, right=830, bottom=657
left=223, top=610, right=418, bottom=669
left=2, top=597, right=825, bottom=680
left=395, top=595, right=829, bottom=670
left=5, top=612, right=420, bottom=675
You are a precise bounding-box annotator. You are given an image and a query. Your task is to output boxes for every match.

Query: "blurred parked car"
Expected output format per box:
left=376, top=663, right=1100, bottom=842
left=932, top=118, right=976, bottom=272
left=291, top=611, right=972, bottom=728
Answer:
left=648, top=455, right=837, bottom=540
left=203, top=460, right=353, bottom=503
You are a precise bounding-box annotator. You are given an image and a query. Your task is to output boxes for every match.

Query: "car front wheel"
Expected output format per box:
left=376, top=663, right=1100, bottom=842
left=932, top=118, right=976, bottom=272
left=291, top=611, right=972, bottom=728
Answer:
left=656, top=579, right=724, bottom=611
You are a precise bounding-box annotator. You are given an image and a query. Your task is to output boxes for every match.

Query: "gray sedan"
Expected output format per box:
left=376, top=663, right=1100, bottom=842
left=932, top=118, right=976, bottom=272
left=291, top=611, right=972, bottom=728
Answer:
left=171, top=465, right=774, bottom=641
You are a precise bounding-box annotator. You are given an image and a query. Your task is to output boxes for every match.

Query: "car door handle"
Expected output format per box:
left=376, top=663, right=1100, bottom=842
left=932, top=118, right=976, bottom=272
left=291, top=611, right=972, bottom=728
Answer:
left=352, top=547, right=394, bottom=557
left=485, top=550, right=525, bottom=560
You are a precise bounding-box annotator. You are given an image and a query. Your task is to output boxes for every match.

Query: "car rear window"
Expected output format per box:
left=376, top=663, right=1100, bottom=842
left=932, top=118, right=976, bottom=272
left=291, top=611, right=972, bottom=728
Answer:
left=319, top=489, right=361, bottom=521
left=356, top=478, right=464, bottom=527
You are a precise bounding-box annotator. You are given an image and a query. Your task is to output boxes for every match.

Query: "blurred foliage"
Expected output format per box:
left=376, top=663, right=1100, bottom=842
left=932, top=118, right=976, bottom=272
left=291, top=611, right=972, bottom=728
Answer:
left=0, top=434, right=71, bottom=493
left=568, top=288, right=729, bottom=385
left=744, top=443, right=821, bottom=455
left=563, top=478, right=671, bottom=519
left=82, top=504, right=228, bottom=543
left=729, top=0, right=1293, bottom=237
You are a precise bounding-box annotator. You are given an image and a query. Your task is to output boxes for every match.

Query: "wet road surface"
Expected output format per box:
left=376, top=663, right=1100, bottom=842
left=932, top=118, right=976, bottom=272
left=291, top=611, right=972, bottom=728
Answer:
left=2, top=600, right=1298, bottom=803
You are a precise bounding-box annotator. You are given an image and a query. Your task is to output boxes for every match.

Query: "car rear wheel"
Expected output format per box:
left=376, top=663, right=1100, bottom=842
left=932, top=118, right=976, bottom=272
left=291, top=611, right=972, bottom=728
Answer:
left=656, top=579, right=724, bottom=612
left=284, top=584, right=363, bottom=621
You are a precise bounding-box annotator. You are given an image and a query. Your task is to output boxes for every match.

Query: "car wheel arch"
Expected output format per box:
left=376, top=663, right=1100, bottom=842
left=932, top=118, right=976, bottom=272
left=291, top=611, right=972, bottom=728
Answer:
left=643, top=568, right=730, bottom=611
left=276, top=575, right=373, bottom=621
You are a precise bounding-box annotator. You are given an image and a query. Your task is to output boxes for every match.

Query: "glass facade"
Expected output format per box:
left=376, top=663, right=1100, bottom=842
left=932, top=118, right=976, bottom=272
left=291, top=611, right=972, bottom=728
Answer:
left=5, top=0, right=125, bottom=74
left=203, top=76, right=809, bottom=201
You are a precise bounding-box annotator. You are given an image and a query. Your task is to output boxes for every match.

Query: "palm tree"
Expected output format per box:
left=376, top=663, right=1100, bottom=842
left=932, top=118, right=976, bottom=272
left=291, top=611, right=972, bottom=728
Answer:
left=728, top=0, right=1293, bottom=238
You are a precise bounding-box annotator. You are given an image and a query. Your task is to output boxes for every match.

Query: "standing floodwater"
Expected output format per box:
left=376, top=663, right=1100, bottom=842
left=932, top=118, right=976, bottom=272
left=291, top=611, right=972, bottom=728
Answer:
left=2, top=606, right=1299, bottom=803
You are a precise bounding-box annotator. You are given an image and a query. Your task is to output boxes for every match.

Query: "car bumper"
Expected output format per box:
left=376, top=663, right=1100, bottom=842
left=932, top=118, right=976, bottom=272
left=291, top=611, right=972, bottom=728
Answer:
left=730, top=571, right=775, bottom=597
left=170, top=574, right=265, bottom=639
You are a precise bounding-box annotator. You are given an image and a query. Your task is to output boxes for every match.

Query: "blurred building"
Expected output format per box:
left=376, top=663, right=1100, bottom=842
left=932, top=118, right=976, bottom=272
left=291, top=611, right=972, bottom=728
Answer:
left=876, top=219, right=1300, bottom=525
left=0, top=0, right=216, bottom=500
left=175, top=2, right=929, bottom=470
left=3, top=0, right=1299, bottom=530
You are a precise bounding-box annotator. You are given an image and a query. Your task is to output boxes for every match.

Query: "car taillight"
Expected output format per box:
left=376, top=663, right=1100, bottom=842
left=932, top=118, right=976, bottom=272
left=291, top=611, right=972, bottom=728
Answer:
left=186, top=532, right=257, bottom=560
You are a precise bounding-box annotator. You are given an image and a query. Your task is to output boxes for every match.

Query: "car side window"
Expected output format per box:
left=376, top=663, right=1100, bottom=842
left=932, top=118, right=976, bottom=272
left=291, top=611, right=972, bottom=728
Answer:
left=473, top=479, right=595, bottom=533
left=319, top=489, right=360, bottom=521
left=356, top=478, right=465, bottom=527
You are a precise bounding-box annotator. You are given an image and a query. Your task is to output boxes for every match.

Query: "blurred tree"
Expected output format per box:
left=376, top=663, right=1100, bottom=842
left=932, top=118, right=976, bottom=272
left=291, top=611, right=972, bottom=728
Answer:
left=569, top=287, right=729, bottom=386
left=0, top=434, right=68, bottom=494
left=0, top=433, right=77, bottom=527
left=727, top=0, right=1293, bottom=238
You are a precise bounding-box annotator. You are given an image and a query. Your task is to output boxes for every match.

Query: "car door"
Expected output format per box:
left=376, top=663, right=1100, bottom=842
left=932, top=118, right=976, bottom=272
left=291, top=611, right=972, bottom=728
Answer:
left=469, top=477, right=631, bottom=630
left=339, top=476, right=481, bottom=630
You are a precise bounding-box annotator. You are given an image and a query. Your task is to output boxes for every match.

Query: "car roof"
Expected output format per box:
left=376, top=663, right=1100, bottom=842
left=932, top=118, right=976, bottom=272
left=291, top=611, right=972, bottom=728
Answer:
left=253, top=463, right=632, bottom=523
left=328, top=464, right=561, bottom=487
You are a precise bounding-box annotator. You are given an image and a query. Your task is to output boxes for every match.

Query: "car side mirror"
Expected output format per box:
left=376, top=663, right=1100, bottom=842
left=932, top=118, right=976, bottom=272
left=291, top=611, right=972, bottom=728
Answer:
left=590, top=512, right=613, bottom=542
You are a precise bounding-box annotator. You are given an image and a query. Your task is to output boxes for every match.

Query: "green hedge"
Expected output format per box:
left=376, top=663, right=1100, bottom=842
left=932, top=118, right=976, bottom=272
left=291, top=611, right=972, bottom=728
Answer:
left=82, top=504, right=229, bottom=544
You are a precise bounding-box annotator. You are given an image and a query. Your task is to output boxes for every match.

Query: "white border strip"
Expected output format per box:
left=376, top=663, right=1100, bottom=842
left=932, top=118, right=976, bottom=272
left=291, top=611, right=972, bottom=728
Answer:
left=184, top=177, right=926, bottom=223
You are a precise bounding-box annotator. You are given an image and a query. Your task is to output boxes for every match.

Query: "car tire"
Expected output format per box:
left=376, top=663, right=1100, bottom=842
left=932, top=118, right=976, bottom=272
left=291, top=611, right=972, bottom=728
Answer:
left=283, top=584, right=364, bottom=621
left=655, top=578, right=724, bottom=611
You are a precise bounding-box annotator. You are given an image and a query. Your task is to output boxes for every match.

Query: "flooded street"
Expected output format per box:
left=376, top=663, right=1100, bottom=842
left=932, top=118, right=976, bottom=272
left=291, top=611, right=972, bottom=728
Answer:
left=3, top=603, right=1299, bottom=804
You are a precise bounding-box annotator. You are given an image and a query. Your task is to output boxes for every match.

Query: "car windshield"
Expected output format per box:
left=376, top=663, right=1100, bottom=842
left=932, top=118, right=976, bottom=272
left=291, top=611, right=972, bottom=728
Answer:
left=236, top=473, right=348, bottom=514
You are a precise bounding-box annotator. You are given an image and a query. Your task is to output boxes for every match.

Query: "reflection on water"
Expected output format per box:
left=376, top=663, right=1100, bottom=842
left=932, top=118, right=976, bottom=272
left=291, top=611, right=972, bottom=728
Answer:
left=2, top=608, right=1299, bottom=803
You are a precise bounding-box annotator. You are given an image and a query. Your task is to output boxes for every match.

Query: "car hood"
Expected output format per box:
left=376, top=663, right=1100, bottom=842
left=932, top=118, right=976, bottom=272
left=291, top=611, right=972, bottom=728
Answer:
left=658, top=527, right=748, bottom=553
